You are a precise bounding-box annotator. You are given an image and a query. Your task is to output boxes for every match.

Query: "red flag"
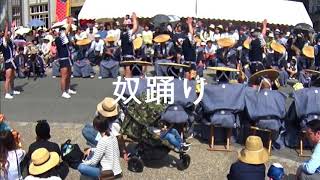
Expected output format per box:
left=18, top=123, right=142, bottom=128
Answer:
left=56, top=0, right=70, bottom=22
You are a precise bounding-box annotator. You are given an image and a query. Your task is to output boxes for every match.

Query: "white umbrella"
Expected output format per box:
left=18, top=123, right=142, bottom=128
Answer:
left=15, top=27, right=31, bottom=35
left=52, top=21, right=65, bottom=28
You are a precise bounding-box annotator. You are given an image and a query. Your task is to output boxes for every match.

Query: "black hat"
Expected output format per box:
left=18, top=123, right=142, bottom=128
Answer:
left=36, top=120, right=51, bottom=140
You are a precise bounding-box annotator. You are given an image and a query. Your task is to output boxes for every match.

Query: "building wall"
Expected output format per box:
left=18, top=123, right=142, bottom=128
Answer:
left=71, top=0, right=85, bottom=19
left=0, top=0, right=8, bottom=30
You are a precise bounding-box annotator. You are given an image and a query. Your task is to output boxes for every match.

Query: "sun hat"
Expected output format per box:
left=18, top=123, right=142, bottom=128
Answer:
left=29, top=148, right=60, bottom=176
left=153, top=34, right=170, bottom=43
left=133, top=37, right=143, bottom=50
left=249, top=69, right=279, bottom=85
left=302, top=46, right=314, bottom=59
left=217, top=37, right=235, bottom=48
left=217, top=25, right=223, bottom=30
left=76, top=38, right=92, bottom=46
left=270, top=41, right=286, bottom=54
left=267, top=163, right=285, bottom=180
left=268, top=33, right=274, bottom=38
left=238, top=136, right=269, bottom=165
left=96, top=97, right=119, bottom=118
left=209, top=24, right=215, bottom=29
left=105, top=36, right=115, bottom=43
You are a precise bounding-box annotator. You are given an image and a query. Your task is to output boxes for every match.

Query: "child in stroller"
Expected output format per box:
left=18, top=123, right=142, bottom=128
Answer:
left=151, top=121, right=190, bottom=152
left=118, top=95, right=192, bottom=173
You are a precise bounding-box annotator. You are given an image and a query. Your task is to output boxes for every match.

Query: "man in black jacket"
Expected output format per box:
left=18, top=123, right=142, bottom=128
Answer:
left=20, top=120, right=69, bottom=179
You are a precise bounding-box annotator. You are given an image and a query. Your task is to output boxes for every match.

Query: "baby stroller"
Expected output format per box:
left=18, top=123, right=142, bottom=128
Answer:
left=118, top=93, right=191, bottom=173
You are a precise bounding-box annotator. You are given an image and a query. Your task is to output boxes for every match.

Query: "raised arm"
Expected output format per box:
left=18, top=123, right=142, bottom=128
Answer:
left=131, top=12, right=138, bottom=34
left=186, top=17, right=193, bottom=36
left=261, top=19, right=268, bottom=37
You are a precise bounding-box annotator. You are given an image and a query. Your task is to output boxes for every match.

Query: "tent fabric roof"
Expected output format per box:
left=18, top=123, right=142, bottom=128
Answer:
left=78, top=0, right=313, bottom=27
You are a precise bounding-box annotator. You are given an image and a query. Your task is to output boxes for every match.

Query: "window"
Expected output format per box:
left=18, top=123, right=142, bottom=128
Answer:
left=30, top=4, right=48, bottom=14
left=31, top=14, right=49, bottom=27
left=12, top=7, right=21, bottom=17
left=29, top=4, right=49, bottom=27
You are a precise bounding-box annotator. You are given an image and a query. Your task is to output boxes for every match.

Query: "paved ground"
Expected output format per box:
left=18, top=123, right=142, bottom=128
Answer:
left=0, top=71, right=312, bottom=180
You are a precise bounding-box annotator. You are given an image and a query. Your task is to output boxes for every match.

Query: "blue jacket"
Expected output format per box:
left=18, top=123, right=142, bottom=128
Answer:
left=227, top=161, right=265, bottom=180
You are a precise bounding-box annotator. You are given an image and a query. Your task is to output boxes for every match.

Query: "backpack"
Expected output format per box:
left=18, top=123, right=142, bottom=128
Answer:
left=60, top=139, right=84, bottom=169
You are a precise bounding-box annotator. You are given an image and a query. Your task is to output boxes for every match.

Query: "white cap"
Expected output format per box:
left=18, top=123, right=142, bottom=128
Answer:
left=200, top=42, right=206, bottom=46
left=275, top=29, right=281, bottom=32
left=209, top=24, right=215, bottom=29
left=94, top=34, right=101, bottom=38
left=268, top=33, right=274, bottom=38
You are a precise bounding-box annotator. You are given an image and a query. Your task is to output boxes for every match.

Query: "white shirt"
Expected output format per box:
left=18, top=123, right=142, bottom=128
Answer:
left=41, top=42, right=51, bottom=55
left=6, top=149, right=25, bottom=180
left=205, top=45, right=217, bottom=54
left=89, top=39, right=105, bottom=55
left=213, top=33, right=221, bottom=42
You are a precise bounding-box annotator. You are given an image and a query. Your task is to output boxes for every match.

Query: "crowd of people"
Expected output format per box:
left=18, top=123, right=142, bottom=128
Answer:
left=1, top=12, right=320, bottom=180
left=1, top=13, right=319, bottom=99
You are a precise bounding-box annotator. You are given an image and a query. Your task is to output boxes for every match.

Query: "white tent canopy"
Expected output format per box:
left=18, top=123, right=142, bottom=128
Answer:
left=78, top=0, right=196, bottom=19
left=78, top=0, right=313, bottom=27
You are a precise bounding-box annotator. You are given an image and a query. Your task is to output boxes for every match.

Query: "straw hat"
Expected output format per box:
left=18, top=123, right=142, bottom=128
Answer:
left=76, top=38, right=92, bottom=46
left=96, top=97, right=119, bottom=118
left=243, top=39, right=251, bottom=49
left=217, top=25, right=223, bottom=30
left=133, top=37, right=143, bottom=50
left=249, top=69, right=279, bottom=84
left=217, top=38, right=235, bottom=48
left=238, top=136, right=269, bottom=165
left=270, top=41, right=286, bottom=54
left=29, top=148, right=60, bottom=176
left=105, top=36, right=115, bottom=43
left=302, top=46, right=314, bottom=59
left=209, top=24, right=215, bottom=29
left=153, top=34, right=170, bottom=43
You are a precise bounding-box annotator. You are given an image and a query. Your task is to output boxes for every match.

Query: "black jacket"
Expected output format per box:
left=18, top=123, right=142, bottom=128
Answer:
left=227, top=161, right=265, bottom=180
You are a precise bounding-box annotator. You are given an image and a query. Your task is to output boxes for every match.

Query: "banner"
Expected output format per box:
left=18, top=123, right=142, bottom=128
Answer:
left=56, top=0, right=70, bottom=22
left=0, top=0, right=7, bottom=30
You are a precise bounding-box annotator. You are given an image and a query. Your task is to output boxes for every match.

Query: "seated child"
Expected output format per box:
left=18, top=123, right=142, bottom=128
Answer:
left=156, top=122, right=190, bottom=152
left=267, top=163, right=285, bottom=180
left=287, top=58, right=297, bottom=79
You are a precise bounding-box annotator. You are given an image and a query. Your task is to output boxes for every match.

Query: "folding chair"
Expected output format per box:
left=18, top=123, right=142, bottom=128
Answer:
left=207, top=125, right=233, bottom=152
left=250, top=126, right=272, bottom=155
